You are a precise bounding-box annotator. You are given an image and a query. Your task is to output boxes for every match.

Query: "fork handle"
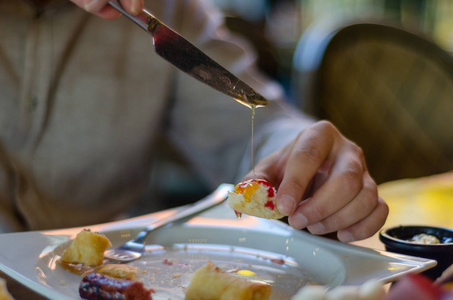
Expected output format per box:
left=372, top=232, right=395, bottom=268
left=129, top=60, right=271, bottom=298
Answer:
left=133, top=184, right=232, bottom=244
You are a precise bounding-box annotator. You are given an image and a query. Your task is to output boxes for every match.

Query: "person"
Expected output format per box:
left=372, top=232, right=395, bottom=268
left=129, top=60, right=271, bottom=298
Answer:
left=0, top=0, right=388, bottom=242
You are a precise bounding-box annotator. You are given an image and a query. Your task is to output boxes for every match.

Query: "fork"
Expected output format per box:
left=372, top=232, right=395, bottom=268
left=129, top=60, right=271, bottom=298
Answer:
left=104, top=184, right=232, bottom=262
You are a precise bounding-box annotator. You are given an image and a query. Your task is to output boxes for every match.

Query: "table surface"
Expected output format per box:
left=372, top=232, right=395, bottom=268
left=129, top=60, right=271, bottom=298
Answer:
left=352, top=171, right=453, bottom=249
left=2, top=172, right=453, bottom=299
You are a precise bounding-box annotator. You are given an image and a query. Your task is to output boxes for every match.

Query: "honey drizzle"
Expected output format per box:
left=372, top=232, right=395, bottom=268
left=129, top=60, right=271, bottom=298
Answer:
left=251, top=104, right=256, bottom=178
left=233, top=96, right=265, bottom=180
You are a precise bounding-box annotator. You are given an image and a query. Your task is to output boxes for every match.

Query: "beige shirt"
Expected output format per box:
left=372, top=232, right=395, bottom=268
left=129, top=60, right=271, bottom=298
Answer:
left=0, top=0, right=313, bottom=232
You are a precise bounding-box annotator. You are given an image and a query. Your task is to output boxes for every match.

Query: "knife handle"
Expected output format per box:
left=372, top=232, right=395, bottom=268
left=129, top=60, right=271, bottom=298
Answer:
left=108, top=0, right=155, bottom=32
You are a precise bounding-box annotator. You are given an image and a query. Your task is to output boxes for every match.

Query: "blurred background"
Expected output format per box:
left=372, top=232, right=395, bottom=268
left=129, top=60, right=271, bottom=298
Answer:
left=208, top=0, right=453, bottom=92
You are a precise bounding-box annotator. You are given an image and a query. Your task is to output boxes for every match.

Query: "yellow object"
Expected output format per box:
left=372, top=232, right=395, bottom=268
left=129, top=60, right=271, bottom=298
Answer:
left=378, top=173, right=453, bottom=229
left=60, top=229, right=112, bottom=267
left=185, top=260, right=271, bottom=300
left=96, top=264, right=138, bottom=279
left=0, top=278, right=13, bottom=300
left=235, top=182, right=260, bottom=203
left=237, top=270, right=257, bottom=277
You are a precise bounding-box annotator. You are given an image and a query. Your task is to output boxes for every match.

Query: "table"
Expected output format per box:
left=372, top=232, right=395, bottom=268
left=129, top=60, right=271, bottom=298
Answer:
left=2, top=172, right=453, bottom=299
left=353, top=171, right=453, bottom=249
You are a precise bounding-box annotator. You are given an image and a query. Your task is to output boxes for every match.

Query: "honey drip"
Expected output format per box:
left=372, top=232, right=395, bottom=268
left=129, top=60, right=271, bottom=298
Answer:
left=251, top=105, right=256, bottom=178
left=233, top=96, right=266, bottom=220
left=234, top=96, right=265, bottom=178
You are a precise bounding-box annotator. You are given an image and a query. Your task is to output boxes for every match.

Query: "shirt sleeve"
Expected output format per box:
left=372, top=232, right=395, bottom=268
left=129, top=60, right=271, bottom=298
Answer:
left=161, top=0, right=316, bottom=187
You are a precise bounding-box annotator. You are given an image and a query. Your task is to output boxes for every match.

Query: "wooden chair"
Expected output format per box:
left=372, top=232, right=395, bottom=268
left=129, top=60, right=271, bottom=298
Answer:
left=292, top=21, right=453, bottom=183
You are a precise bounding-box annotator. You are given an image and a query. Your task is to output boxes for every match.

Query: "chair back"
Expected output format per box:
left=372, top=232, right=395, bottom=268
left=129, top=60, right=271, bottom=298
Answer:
left=293, top=22, right=453, bottom=183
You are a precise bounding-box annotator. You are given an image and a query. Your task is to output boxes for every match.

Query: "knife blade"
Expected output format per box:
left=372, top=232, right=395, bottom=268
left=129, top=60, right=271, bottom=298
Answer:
left=108, top=0, right=268, bottom=107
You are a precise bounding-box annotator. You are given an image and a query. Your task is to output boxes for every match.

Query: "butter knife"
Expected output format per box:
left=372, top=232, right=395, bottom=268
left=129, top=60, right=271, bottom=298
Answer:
left=108, top=0, right=268, bottom=107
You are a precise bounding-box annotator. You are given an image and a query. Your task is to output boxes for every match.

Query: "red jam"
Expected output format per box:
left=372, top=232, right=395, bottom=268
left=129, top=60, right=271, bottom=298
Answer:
left=254, top=179, right=275, bottom=198
left=234, top=181, right=260, bottom=203
left=234, top=179, right=275, bottom=202
left=264, top=200, right=275, bottom=211
left=270, top=258, right=285, bottom=265
left=79, top=273, right=154, bottom=300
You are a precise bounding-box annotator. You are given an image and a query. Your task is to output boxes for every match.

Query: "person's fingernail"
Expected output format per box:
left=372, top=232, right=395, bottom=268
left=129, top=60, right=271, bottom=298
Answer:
left=277, top=195, right=295, bottom=215
left=308, top=222, right=325, bottom=234
left=338, top=231, right=355, bottom=243
left=84, top=0, right=100, bottom=12
left=290, top=212, right=308, bottom=229
left=131, top=0, right=140, bottom=14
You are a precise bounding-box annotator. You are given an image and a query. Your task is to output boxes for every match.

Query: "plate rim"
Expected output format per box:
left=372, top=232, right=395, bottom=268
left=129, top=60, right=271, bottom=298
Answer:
left=0, top=195, right=437, bottom=299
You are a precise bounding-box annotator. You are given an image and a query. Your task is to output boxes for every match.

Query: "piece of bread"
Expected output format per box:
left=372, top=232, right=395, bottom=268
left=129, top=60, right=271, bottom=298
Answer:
left=0, top=278, right=13, bottom=300
left=60, top=229, right=112, bottom=267
left=185, top=260, right=271, bottom=300
left=227, top=179, right=284, bottom=219
left=96, top=264, right=139, bottom=279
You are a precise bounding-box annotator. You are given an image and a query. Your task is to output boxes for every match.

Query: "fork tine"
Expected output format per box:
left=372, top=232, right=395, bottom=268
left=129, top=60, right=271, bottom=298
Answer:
left=104, top=249, right=142, bottom=262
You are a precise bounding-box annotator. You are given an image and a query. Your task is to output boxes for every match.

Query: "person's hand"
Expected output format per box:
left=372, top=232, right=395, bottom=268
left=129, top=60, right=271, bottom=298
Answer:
left=70, top=0, right=144, bottom=19
left=244, top=121, right=388, bottom=242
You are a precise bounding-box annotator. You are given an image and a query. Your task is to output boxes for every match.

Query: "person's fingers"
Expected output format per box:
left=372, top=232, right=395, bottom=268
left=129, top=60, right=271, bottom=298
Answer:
left=276, top=121, right=337, bottom=216
left=91, top=6, right=123, bottom=19
left=287, top=144, right=365, bottom=229
left=336, top=196, right=389, bottom=242
left=305, top=172, right=378, bottom=235
left=238, top=119, right=387, bottom=242
left=119, top=0, right=144, bottom=15
left=71, top=0, right=143, bottom=19
left=84, top=0, right=109, bottom=14
left=69, top=0, right=119, bottom=19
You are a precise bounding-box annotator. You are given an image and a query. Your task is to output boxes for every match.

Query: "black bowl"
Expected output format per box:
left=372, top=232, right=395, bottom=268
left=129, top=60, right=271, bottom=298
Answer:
left=379, top=225, right=453, bottom=280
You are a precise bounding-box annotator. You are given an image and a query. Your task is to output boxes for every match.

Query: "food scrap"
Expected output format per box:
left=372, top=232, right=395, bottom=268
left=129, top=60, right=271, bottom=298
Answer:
left=79, top=272, right=154, bottom=300
left=270, top=258, right=285, bottom=265
left=60, top=229, right=112, bottom=267
left=96, top=264, right=139, bottom=280
left=186, top=260, right=271, bottom=300
left=162, top=258, right=190, bottom=267
left=59, top=229, right=155, bottom=300
left=227, top=179, right=284, bottom=219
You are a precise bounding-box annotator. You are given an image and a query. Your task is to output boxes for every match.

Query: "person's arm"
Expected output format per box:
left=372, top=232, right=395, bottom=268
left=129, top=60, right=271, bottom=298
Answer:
left=69, top=0, right=144, bottom=19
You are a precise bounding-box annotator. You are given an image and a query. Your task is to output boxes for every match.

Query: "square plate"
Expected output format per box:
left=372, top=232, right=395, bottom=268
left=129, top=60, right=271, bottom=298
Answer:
left=0, top=184, right=436, bottom=299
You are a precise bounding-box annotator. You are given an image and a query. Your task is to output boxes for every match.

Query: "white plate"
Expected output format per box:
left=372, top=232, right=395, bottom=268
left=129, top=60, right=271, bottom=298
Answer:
left=0, top=185, right=436, bottom=299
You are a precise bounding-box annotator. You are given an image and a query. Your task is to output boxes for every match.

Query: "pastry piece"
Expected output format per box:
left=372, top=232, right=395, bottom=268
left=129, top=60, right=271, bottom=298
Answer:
left=96, top=264, right=139, bottom=280
left=0, top=278, right=13, bottom=300
left=227, top=179, right=284, bottom=219
left=79, top=273, right=154, bottom=300
left=185, top=260, right=271, bottom=300
left=60, top=229, right=112, bottom=267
